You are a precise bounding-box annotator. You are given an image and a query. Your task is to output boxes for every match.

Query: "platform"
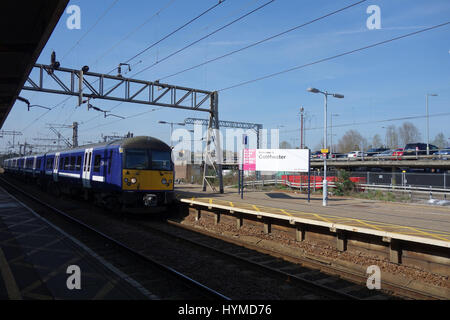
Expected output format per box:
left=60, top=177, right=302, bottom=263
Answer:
left=0, top=187, right=152, bottom=300
left=175, top=185, right=450, bottom=248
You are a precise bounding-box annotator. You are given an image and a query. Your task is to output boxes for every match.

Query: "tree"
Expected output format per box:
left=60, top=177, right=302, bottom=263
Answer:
left=398, top=122, right=421, bottom=146
left=337, top=130, right=368, bottom=153
left=372, top=134, right=383, bottom=148
left=280, top=141, right=292, bottom=149
left=432, top=132, right=447, bottom=149
left=385, top=125, right=399, bottom=149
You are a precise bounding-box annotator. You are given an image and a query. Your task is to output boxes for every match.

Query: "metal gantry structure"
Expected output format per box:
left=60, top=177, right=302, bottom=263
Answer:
left=0, top=130, right=23, bottom=151
left=185, top=117, right=263, bottom=188
left=22, top=62, right=224, bottom=193
left=184, top=117, right=263, bottom=149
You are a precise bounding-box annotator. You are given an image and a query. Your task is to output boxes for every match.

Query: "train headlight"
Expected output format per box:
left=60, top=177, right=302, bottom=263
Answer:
left=131, top=177, right=137, bottom=184
left=161, top=178, right=167, bottom=185
left=124, top=178, right=129, bottom=183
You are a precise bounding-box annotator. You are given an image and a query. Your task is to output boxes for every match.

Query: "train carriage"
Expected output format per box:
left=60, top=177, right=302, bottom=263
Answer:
left=3, top=136, right=175, bottom=212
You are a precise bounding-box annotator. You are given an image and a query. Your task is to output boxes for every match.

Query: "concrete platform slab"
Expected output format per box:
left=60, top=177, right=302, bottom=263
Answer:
left=0, top=187, right=152, bottom=300
left=175, top=185, right=450, bottom=246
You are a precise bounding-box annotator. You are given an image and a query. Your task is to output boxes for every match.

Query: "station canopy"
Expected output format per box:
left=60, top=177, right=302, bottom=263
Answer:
left=0, top=0, right=68, bottom=128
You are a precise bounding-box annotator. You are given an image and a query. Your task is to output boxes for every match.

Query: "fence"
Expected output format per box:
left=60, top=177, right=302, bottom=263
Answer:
left=242, top=171, right=450, bottom=193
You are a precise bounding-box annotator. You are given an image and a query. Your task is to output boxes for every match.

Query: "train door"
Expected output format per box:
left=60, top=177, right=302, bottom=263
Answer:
left=32, top=156, right=37, bottom=177
left=53, top=153, right=60, bottom=182
left=82, top=148, right=93, bottom=188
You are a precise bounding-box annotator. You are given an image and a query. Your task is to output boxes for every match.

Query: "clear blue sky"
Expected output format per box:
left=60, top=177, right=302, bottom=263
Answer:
left=3, top=0, right=450, bottom=152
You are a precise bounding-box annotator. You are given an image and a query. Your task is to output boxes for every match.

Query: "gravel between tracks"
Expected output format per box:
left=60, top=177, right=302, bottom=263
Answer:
left=2, top=178, right=336, bottom=300
left=179, top=210, right=450, bottom=290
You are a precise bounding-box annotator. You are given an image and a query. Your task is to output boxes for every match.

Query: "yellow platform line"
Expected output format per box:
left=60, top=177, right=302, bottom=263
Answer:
left=353, top=219, right=384, bottom=231
left=182, top=196, right=450, bottom=241
left=0, top=247, right=22, bottom=300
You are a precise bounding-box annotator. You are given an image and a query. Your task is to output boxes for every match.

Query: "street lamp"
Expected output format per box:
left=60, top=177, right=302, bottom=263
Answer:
left=158, top=121, right=186, bottom=147
left=426, top=93, right=438, bottom=155
left=307, top=87, right=344, bottom=207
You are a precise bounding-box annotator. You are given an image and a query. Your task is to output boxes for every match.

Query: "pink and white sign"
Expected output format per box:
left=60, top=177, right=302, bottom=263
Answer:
left=243, top=149, right=256, bottom=171
left=242, top=149, right=309, bottom=172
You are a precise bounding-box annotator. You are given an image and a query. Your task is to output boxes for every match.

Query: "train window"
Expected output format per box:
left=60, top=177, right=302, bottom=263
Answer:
left=46, top=158, right=53, bottom=170
left=124, top=149, right=149, bottom=170
left=37, top=159, right=41, bottom=169
left=70, top=157, right=76, bottom=171
left=59, top=157, right=64, bottom=170
left=76, top=156, right=82, bottom=171
left=151, top=151, right=172, bottom=171
left=93, top=155, right=101, bottom=173
left=64, top=157, right=70, bottom=170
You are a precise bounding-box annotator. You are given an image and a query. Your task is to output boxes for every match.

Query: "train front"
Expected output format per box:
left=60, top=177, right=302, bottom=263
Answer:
left=120, top=136, right=175, bottom=211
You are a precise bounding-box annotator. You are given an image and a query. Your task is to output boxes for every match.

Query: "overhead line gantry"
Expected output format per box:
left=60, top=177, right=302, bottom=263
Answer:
left=22, top=62, right=223, bottom=193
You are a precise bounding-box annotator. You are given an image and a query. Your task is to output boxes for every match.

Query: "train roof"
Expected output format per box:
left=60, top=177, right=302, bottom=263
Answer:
left=6, top=136, right=171, bottom=159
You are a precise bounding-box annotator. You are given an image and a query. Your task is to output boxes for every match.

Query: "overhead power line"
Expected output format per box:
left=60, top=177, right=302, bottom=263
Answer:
left=123, top=0, right=227, bottom=67
left=61, top=0, right=120, bottom=62
left=160, top=0, right=367, bottom=80
left=92, top=0, right=177, bottom=67
left=280, top=111, right=450, bottom=133
left=218, top=21, right=450, bottom=92
left=131, top=0, right=275, bottom=78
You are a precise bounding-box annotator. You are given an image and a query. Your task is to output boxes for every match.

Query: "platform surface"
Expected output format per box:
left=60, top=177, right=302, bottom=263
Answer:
left=0, top=187, right=152, bottom=300
left=175, top=185, right=450, bottom=245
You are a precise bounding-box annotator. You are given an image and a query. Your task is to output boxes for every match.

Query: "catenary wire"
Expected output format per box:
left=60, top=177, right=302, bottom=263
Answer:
left=122, top=0, right=227, bottom=67
left=218, top=21, right=450, bottom=92
left=160, top=0, right=367, bottom=80
left=131, top=0, right=275, bottom=78
left=61, top=0, right=120, bottom=62
left=92, top=0, right=177, bottom=67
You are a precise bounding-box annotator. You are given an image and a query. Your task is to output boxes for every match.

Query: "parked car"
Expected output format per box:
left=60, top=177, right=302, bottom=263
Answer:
left=373, top=149, right=393, bottom=159
left=403, top=143, right=438, bottom=156
left=311, top=151, right=322, bottom=159
left=364, top=148, right=389, bottom=157
left=347, top=151, right=362, bottom=158
left=392, top=148, right=404, bottom=158
left=433, top=149, right=450, bottom=160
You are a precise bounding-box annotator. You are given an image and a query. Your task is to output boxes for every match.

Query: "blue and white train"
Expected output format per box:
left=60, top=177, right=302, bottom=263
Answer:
left=3, top=136, right=175, bottom=211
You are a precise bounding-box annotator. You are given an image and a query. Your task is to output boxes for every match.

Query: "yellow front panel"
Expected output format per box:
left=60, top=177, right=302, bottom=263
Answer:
left=122, top=170, right=173, bottom=191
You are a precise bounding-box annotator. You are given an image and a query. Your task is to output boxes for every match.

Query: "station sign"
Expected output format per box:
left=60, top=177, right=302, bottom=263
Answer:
left=243, top=149, right=309, bottom=172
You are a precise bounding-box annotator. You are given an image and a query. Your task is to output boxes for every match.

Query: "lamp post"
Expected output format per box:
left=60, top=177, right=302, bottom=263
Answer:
left=307, top=87, right=344, bottom=206
left=330, top=113, right=339, bottom=156
left=382, top=126, right=388, bottom=148
left=158, top=121, right=185, bottom=147
left=426, top=93, right=438, bottom=155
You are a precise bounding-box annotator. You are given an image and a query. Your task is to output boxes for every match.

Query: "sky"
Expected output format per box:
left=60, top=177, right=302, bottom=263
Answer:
left=3, top=0, right=450, bottom=153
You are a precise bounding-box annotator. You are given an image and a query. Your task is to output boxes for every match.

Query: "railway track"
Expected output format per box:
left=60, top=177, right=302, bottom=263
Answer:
left=135, top=219, right=397, bottom=300
left=158, top=218, right=443, bottom=300
left=0, top=176, right=229, bottom=300
left=2, top=175, right=434, bottom=300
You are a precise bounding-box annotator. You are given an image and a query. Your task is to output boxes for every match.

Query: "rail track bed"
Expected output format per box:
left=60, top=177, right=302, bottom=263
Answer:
left=0, top=176, right=228, bottom=300
left=0, top=175, right=400, bottom=300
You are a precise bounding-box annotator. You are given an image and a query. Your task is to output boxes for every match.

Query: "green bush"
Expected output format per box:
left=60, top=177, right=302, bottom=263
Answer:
left=334, top=170, right=355, bottom=196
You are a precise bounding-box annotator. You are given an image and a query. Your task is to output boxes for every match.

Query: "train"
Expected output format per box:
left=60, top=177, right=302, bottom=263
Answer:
left=2, top=136, right=175, bottom=212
